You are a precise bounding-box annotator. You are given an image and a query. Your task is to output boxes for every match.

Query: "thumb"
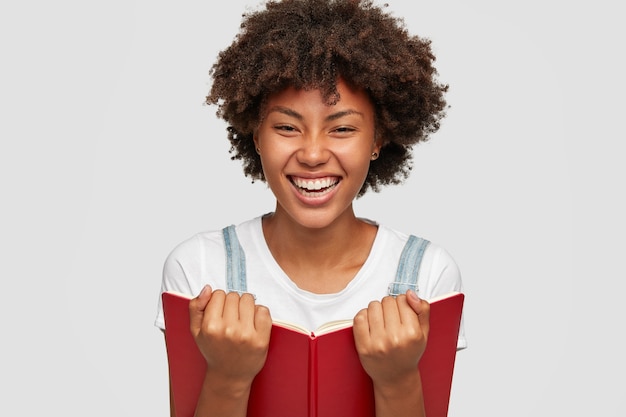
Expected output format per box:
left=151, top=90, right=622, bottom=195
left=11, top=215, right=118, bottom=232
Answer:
left=407, top=289, right=430, bottom=338
left=189, top=285, right=212, bottom=335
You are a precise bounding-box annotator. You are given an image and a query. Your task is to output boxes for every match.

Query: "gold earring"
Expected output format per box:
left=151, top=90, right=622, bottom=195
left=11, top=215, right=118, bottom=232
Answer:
left=371, top=152, right=379, bottom=160
left=256, top=147, right=261, bottom=154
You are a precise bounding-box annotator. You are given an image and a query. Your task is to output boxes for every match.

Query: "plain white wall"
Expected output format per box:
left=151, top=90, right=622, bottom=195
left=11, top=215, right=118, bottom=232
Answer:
left=1, top=0, right=623, bottom=415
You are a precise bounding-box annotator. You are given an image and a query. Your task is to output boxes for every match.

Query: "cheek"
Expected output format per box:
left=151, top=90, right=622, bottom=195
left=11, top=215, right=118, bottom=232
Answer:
left=335, top=146, right=373, bottom=173
left=259, top=146, right=288, bottom=180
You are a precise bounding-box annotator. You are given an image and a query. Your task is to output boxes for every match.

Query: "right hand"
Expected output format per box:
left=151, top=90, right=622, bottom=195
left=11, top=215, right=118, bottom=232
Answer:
left=353, top=290, right=430, bottom=389
left=189, top=285, right=272, bottom=387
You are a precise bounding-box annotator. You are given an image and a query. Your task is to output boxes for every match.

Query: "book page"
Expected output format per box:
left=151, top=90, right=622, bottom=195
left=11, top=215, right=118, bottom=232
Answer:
left=313, top=319, right=353, bottom=336
left=272, top=319, right=353, bottom=336
left=272, top=320, right=310, bottom=335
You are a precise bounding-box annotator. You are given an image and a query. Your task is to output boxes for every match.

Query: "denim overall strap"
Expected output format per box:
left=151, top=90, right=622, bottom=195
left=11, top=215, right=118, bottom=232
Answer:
left=222, top=225, right=248, bottom=294
left=388, top=235, right=430, bottom=297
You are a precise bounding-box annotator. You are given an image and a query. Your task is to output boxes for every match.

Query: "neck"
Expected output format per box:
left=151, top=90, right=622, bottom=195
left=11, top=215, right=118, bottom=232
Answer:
left=261, top=206, right=378, bottom=292
left=263, top=207, right=360, bottom=258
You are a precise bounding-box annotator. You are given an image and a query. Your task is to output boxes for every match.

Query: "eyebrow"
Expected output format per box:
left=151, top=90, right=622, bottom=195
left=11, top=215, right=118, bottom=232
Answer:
left=267, top=106, right=364, bottom=122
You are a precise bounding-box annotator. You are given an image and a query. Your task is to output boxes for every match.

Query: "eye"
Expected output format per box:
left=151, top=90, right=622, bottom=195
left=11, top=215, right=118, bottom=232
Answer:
left=330, top=126, right=357, bottom=136
left=274, top=124, right=298, bottom=136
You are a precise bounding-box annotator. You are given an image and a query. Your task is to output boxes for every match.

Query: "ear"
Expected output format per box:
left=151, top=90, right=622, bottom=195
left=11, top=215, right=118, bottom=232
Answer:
left=253, top=131, right=260, bottom=150
left=372, top=137, right=383, bottom=155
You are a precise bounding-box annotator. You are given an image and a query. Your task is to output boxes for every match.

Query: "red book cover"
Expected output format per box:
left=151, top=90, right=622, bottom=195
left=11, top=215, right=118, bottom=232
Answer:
left=162, top=291, right=464, bottom=417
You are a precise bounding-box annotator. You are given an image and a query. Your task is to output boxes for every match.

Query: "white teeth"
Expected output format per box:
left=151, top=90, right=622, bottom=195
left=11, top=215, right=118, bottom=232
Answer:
left=292, top=177, right=337, bottom=191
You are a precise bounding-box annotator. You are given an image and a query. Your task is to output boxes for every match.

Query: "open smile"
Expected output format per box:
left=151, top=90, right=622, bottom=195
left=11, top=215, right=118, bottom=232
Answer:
left=289, top=176, right=340, bottom=198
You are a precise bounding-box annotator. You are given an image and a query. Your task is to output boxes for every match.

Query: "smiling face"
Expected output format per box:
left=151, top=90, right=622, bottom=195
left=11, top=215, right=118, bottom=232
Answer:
left=254, top=79, right=381, bottom=230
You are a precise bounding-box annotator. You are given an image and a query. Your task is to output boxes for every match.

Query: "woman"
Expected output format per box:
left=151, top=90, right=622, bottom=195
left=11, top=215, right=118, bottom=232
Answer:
left=155, top=1, right=466, bottom=416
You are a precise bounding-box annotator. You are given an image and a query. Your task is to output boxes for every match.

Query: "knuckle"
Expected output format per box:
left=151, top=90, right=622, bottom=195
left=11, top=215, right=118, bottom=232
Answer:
left=355, top=343, right=371, bottom=356
left=381, top=295, right=395, bottom=304
left=252, top=336, right=270, bottom=351
left=388, top=334, right=402, bottom=348
left=354, top=310, right=367, bottom=322
left=222, top=324, right=239, bottom=339
left=239, top=329, right=268, bottom=350
left=257, top=308, right=272, bottom=325
left=203, top=322, right=221, bottom=336
left=212, top=289, right=226, bottom=297
left=225, top=291, right=241, bottom=301
left=241, top=292, right=255, bottom=303
left=405, top=326, right=419, bottom=340
left=371, top=340, right=389, bottom=355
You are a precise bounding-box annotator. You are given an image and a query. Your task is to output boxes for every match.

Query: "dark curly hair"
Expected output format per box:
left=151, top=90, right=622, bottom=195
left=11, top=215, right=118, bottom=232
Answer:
left=206, top=0, right=448, bottom=196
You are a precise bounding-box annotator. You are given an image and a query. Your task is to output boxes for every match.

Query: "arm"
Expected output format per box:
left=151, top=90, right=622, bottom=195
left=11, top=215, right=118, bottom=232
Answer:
left=353, top=290, right=430, bottom=417
left=188, top=286, right=272, bottom=417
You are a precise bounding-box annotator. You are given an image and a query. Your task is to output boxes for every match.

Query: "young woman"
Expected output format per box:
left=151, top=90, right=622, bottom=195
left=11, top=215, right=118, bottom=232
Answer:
left=155, top=1, right=466, bottom=416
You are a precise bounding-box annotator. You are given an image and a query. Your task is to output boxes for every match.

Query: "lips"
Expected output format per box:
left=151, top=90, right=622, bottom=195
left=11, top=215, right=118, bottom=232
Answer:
left=289, top=176, right=340, bottom=197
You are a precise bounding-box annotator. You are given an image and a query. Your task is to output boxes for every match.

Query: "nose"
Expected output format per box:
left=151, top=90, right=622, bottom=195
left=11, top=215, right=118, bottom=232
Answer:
left=296, top=134, right=330, bottom=167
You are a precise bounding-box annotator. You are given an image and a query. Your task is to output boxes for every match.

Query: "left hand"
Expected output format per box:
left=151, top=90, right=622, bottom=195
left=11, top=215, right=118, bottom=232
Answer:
left=353, top=290, right=430, bottom=388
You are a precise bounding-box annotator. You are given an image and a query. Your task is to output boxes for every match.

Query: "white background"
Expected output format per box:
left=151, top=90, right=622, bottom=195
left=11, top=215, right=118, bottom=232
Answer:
left=1, top=0, right=624, bottom=415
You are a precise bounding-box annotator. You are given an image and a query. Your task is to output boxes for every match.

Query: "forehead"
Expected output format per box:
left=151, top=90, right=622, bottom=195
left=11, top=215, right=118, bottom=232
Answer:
left=263, top=79, right=374, bottom=117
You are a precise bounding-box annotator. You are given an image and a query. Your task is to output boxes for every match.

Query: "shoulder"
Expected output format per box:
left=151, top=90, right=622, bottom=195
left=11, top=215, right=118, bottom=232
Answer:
left=164, top=229, right=225, bottom=269
left=159, top=229, right=224, bottom=294
left=165, top=217, right=262, bottom=262
left=376, top=223, right=463, bottom=298
left=162, top=217, right=264, bottom=286
left=419, top=242, right=463, bottom=300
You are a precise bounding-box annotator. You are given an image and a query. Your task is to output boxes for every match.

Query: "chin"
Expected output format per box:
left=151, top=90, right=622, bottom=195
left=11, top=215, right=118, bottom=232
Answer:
left=287, top=205, right=354, bottom=231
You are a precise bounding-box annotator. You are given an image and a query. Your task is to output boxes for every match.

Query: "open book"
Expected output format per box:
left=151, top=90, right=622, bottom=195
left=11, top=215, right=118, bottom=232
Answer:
left=162, top=291, right=464, bottom=417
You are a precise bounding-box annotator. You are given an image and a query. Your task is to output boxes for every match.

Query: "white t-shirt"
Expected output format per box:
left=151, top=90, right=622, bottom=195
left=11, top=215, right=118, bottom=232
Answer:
left=155, top=216, right=466, bottom=349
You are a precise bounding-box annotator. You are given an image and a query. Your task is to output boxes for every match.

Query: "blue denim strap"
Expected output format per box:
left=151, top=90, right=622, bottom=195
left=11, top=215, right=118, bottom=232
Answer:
left=222, top=225, right=248, bottom=294
left=388, top=235, right=430, bottom=297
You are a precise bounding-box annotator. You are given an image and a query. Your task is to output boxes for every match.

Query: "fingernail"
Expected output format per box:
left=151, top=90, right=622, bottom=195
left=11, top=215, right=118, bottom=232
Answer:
left=408, top=289, right=420, bottom=300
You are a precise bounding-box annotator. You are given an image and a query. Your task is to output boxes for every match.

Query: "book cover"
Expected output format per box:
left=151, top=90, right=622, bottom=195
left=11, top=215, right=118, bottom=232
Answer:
left=162, top=291, right=464, bottom=417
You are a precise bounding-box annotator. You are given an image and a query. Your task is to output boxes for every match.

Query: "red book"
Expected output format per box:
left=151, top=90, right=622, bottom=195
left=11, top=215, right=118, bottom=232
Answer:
left=162, top=291, right=464, bottom=417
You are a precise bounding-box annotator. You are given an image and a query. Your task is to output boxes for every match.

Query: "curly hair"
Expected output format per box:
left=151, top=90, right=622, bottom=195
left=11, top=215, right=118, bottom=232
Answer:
left=206, top=0, right=448, bottom=196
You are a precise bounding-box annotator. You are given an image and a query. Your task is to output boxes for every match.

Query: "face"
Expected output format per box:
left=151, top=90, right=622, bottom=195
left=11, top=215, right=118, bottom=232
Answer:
left=254, top=79, right=381, bottom=230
